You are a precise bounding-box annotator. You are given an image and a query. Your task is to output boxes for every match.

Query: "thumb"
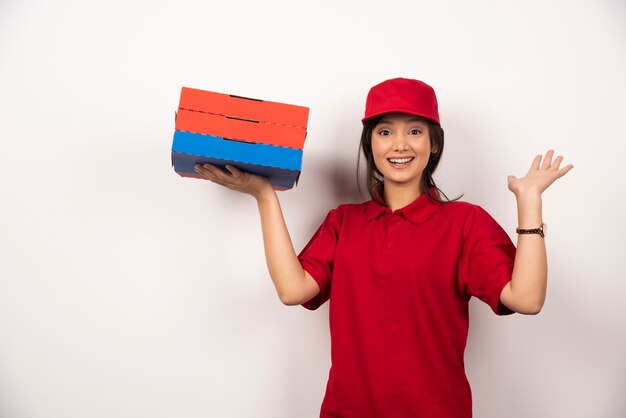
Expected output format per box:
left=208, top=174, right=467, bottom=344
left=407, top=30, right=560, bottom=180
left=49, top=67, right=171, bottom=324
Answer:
left=507, top=175, right=517, bottom=185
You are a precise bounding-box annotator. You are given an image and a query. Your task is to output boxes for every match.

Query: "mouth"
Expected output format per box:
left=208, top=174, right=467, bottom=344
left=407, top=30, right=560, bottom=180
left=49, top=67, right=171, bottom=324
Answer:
left=387, top=157, right=415, bottom=168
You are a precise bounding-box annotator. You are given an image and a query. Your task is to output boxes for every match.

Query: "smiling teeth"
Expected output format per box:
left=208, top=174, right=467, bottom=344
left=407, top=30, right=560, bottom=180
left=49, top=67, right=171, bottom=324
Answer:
left=388, top=157, right=414, bottom=164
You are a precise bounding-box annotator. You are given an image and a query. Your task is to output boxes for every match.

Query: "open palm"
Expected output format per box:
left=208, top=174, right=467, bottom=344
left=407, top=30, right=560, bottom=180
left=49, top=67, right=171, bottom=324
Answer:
left=507, top=150, right=573, bottom=197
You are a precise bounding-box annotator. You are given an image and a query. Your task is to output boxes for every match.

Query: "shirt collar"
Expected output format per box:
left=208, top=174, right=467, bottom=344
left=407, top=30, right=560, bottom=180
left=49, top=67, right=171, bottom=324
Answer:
left=366, top=187, right=442, bottom=225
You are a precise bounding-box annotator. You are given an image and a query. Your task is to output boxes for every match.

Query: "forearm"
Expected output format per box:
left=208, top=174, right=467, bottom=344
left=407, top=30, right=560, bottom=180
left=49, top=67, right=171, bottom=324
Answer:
left=507, top=192, right=547, bottom=314
left=255, top=189, right=310, bottom=304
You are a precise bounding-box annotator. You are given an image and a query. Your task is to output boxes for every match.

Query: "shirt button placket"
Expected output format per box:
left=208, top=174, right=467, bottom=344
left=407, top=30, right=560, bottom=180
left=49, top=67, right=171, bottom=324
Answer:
left=385, top=214, right=402, bottom=249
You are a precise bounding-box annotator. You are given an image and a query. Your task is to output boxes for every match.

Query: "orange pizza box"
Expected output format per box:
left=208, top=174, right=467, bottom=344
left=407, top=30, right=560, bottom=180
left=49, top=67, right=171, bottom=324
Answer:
left=175, top=87, right=309, bottom=149
left=175, top=109, right=307, bottom=149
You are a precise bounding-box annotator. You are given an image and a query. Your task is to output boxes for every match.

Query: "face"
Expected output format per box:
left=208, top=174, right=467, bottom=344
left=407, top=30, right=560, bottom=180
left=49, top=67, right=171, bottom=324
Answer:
left=371, top=113, right=433, bottom=191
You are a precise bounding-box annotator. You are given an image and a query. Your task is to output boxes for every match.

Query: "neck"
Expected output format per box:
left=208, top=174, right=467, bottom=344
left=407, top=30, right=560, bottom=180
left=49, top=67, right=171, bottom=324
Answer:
left=383, top=182, right=423, bottom=211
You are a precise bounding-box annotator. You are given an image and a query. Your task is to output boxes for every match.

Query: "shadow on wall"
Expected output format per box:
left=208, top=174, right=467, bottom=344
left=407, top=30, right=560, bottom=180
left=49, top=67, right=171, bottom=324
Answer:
left=299, top=152, right=366, bottom=207
left=437, top=107, right=492, bottom=204
left=331, top=154, right=365, bottom=205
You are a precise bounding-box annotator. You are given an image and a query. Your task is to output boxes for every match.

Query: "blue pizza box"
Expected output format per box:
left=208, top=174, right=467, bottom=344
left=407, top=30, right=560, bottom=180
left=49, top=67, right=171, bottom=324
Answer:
left=171, top=130, right=302, bottom=190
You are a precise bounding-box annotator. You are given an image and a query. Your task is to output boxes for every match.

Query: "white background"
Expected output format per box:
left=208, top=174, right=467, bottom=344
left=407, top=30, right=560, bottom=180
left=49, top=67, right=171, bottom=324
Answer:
left=0, top=0, right=624, bottom=417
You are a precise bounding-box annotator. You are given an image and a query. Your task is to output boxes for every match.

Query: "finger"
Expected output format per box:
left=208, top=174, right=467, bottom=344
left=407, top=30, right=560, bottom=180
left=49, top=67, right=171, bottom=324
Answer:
left=208, top=164, right=251, bottom=189
left=197, top=164, right=235, bottom=186
left=224, top=164, right=242, bottom=177
left=203, top=163, right=233, bottom=179
left=197, top=168, right=223, bottom=184
left=540, top=150, right=554, bottom=170
left=550, top=155, right=564, bottom=171
left=196, top=162, right=218, bottom=173
left=557, top=164, right=574, bottom=178
left=530, top=154, right=542, bottom=171
left=205, top=170, right=237, bottom=188
left=194, top=163, right=213, bottom=177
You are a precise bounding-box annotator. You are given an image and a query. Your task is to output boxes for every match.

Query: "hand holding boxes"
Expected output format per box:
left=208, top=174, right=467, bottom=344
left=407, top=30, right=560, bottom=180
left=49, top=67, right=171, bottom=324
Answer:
left=171, top=87, right=310, bottom=190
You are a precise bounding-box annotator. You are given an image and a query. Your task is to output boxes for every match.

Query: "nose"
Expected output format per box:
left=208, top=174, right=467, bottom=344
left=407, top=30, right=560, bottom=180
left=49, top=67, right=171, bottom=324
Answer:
left=393, top=133, right=410, bottom=151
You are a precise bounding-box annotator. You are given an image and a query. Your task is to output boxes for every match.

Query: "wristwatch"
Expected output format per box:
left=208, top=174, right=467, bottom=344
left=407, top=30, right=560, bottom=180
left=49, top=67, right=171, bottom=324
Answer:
left=516, top=223, right=547, bottom=238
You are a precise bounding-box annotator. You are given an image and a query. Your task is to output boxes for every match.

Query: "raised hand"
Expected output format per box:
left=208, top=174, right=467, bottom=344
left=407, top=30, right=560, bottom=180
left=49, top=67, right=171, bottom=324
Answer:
left=194, top=163, right=274, bottom=200
left=507, top=150, right=573, bottom=197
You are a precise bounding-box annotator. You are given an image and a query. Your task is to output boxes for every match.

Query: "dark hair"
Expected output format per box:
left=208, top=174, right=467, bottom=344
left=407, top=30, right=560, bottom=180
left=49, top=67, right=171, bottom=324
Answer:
left=357, top=115, right=461, bottom=206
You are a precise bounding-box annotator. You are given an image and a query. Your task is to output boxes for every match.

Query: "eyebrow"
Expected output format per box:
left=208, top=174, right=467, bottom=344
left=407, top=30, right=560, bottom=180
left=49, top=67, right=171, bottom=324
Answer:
left=377, top=117, right=427, bottom=125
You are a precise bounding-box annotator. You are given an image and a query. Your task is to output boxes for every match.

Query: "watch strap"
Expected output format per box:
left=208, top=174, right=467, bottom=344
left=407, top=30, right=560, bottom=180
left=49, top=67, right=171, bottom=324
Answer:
left=516, top=225, right=545, bottom=238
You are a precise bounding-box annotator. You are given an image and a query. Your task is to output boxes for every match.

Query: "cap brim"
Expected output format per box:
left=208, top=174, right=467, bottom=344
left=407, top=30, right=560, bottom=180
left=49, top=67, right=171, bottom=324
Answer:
left=361, top=109, right=440, bottom=125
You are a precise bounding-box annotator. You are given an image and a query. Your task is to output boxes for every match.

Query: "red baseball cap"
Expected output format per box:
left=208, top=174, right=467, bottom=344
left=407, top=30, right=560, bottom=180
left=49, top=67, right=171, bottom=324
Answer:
left=362, top=77, right=440, bottom=125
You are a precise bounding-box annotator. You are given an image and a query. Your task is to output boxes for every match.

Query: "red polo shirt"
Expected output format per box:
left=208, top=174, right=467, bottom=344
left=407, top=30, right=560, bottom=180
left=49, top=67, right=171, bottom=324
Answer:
left=298, top=192, right=516, bottom=418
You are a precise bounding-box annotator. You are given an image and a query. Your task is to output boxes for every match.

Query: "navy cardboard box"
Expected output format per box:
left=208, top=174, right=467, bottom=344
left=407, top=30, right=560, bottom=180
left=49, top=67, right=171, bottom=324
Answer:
left=172, top=131, right=302, bottom=190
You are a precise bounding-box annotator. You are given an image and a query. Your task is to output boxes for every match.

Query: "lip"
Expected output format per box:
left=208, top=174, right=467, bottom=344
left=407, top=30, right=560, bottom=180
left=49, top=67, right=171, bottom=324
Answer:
left=387, top=156, right=415, bottom=169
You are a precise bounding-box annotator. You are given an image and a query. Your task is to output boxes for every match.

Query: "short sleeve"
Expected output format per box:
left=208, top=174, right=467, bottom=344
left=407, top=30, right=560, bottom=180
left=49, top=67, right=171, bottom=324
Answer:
left=297, top=207, right=343, bottom=310
left=458, top=205, right=517, bottom=316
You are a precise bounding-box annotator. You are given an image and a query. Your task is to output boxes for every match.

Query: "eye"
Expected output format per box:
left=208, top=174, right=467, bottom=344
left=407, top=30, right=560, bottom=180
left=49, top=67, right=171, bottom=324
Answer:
left=409, top=128, right=422, bottom=135
left=377, top=129, right=392, bottom=136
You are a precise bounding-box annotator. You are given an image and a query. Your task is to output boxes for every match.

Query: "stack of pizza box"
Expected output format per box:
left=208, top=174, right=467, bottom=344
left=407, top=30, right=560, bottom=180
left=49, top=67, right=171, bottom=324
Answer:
left=171, top=87, right=309, bottom=190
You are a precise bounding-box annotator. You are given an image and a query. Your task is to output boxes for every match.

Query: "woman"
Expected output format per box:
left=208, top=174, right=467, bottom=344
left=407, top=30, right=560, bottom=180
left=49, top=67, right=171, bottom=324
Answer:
left=194, top=77, right=573, bottom=417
